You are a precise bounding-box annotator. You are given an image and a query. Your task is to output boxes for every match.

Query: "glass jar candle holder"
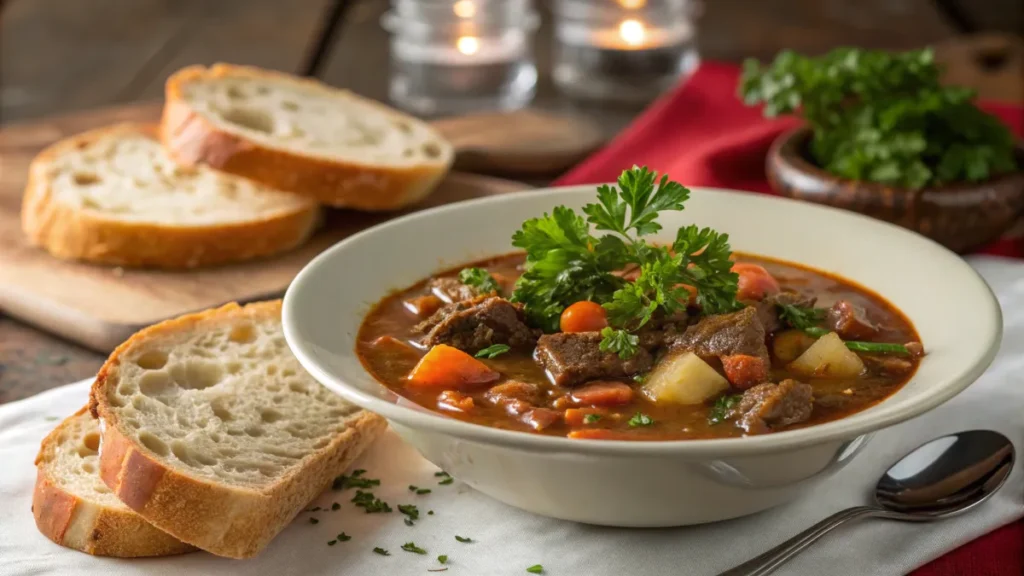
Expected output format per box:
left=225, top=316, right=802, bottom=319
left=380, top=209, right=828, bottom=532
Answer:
left=553, top=0, right=701, bottom=104
left=382, top=0, right=540, bottom=116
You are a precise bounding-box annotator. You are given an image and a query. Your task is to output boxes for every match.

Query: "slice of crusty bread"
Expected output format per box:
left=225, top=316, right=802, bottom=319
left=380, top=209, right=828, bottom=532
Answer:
left=21, top=123, right=320, bottom=269
left=33, top=407, right=195, bottom=557
left=88, top=300, right=387, bottom=558
left=161, top=63, right=454, bottom=211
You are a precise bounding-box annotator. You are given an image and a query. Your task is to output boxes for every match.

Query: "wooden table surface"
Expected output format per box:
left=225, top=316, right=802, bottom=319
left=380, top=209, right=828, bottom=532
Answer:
left=1, top=0, right=1021, bottom=403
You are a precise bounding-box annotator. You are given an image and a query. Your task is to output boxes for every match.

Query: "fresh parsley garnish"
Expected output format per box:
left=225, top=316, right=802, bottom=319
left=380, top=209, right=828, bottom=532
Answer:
left=328, top=539, right=337, bottom=546
left=434, top=471, right=450, bottom=477
left=309, top=517, right=319, bottom=525
left=628, top=412, right=654, bottom=427
left=401, top=541, right=427, bottom=555
left=526, top=564, right=544, bottom=574
left=338, top=532, right=352, bottom=541
left=740, top=48, right=1018, bottom=189
left=351, top=490, right=392, bottom=514
left=455, top=535, right=472, bottom=543
left=331, top=502, right=340, bottom=511
left=373, top=547, right=390, bottom=556
left=510, top=167, right=740, bottom=355
left=438, top=477, right=454, bottom=485
left=709, top=394, right=743, bottom=425
left=306, top=506, right=322, bottom=512
left=417, top=488, right=432, bottom=495
left=583, top=413, right=602, bottom=424
left=459, top=267, right=500, bottom=294
left=333, top=469, right=380, bottom=490
left=438, top=554, right=449, bottom=564
left=475, top=343, right=511, bottom=359
left=778, top=303, right=826, bottom=331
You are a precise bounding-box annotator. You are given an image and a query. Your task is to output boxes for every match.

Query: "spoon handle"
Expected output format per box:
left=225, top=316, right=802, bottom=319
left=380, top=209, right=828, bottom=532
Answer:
left=716, top=506, right=880, bottom=576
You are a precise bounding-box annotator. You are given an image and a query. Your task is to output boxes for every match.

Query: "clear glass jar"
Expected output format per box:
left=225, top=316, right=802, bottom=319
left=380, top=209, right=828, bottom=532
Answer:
left=382, top=0, right=540, bottom=116
left=552, top=0, right=701, bottom=104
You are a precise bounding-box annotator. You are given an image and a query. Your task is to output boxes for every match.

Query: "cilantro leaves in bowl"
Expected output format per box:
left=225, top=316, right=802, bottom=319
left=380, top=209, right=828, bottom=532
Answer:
left=509, top=166, right=740, bottom=357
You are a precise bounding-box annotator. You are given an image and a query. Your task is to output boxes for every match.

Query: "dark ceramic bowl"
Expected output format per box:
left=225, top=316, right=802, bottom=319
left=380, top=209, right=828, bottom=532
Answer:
left=767, top=126, right=1024, bottom=253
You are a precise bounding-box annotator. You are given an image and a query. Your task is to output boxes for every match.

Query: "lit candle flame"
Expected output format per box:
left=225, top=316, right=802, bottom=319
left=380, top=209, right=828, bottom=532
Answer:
left=456, top=36, right=480, bottom=56
left=618, top=19, right=646, bottom=47
left=453, top=0, right=476, bottom=18
left=618, top=0, right=646, bottom=8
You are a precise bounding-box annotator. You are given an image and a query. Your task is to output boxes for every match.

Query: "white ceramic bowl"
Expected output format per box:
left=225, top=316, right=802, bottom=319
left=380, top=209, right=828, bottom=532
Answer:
left=282, top=186, right=1001, bottom=527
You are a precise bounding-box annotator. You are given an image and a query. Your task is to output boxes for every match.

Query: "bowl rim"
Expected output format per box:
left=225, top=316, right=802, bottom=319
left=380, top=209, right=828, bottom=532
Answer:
left=283, top=184, right=1003, bottom=458
left=769, top=125, right=1024, bottom=193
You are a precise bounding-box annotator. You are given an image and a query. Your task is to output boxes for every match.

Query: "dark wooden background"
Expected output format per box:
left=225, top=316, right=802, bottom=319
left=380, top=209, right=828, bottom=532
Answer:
left=1, top=0, right=1021, bottom=402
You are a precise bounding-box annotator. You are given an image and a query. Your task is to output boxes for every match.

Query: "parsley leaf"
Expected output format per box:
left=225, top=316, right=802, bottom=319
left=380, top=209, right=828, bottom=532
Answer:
left=583, top=414, right=602, bottom=424
left=373, top=547, right=390, bottom=556
left=628, top=412, right=654, bottom=427
left=351, top=490, right=392, bottom=514
left=672, top=225, right=742, bottom=315
left=439, top=555, right=449, bottom=564
left=598, top=327, right=639, bottom=359
left=332, top=469, right=380, bottom=491
left=401, top=542, right=427, bottom=555
left=475, top=343, right=510, bottom=359
left=777, top=303, right=826, bottom=331
left=337, top=532, right=352, bottom=542
left=398, top=504, right=420, bottom=521
left=526, top=564, right=544, bottom=574
left=455, top=535, right=473, bottom=543
left=708, top=394, right=743, bottom=425
left=583, top=166, right=689, bottom=238
left=740, top=48, right=1018, bottom=188
left=458, top=267, right=499, bottom=294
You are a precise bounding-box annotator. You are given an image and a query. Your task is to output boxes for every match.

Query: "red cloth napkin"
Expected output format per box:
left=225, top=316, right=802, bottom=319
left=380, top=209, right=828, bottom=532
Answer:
left=554, top=62, right=1024, bottom=576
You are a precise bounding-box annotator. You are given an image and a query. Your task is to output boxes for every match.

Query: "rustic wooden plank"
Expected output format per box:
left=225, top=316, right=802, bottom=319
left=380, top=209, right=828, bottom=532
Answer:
left=0, top=0, right=204, bottom=122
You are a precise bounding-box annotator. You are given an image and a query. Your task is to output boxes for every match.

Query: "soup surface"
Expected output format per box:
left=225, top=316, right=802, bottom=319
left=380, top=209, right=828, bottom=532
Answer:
left=357, top=252, right=921, bottom=441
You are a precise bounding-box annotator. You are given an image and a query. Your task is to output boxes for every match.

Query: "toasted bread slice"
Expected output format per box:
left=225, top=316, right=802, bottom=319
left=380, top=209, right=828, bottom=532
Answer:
left=33, top=408, right=195, bottom=557
left=21, top=123, right=320, bottom=269
left=161, top=63, right=454, bottom=210
left=88, top=300, right=387, bottom=558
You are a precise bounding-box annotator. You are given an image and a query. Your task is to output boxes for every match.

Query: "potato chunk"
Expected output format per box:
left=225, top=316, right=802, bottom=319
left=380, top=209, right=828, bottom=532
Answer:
left=789, top=332, right=865, bottom=378
left=642, top=351, right=729, bottom=405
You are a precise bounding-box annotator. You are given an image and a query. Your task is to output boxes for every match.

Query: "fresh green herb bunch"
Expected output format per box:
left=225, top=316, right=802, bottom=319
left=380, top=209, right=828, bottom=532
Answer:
left=510, top=166, right=741, bottom=357
left=740, top=48, right=1018, bottom=189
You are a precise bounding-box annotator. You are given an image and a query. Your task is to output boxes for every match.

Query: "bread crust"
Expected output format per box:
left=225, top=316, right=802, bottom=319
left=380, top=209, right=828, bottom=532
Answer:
left=32, top=407, right=195, bottom=557
left=21, top=123, right=321, bottom=269
left=161, top=64, right=453, bottom=211
left=89, top=300, right=388, bottom=558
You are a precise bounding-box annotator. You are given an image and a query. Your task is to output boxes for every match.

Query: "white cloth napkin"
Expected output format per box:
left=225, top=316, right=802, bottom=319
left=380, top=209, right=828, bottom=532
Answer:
left=2, top=256, right=1022, bottom=576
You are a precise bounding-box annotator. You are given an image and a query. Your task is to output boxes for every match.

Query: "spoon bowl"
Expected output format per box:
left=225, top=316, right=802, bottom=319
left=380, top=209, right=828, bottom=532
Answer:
left=719, top=430, right=1015, bottom=576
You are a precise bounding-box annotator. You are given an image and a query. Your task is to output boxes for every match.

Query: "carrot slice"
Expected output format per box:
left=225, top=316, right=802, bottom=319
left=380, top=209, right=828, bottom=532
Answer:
left=407, top=344, right=500, bottom=389
left=732, top=262, right=780, bottom=301
left=570, top=381, right=634, bottom=406
left=403, top=294, right=444, bottom=317
left=568, top=428, right=663, bottom=441
left=559, top=301, right=609, bottom=333
left=564, top=407, right=608, bottom=427
left=721, top=354, right=768, bottom=389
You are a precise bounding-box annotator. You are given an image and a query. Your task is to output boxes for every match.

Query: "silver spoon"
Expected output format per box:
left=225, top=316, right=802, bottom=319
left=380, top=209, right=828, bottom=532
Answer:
left=718, top=430, right=1015, bottom=576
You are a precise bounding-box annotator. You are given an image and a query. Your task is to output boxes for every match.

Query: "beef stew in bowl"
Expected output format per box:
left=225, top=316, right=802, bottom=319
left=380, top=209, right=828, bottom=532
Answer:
left=283, top=167, right=999, bottom=527
left=357, top=168, right=924, bottom=441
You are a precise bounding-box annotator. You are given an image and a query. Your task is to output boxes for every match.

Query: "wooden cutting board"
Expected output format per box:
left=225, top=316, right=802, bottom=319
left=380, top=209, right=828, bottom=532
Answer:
left=0, top=104, right=533, bottom=352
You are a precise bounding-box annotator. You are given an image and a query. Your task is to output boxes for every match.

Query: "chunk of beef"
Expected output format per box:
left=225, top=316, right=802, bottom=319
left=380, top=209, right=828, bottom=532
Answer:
left=732, top=379, right=813, bottom=434
left=415, top=296, right=537, bottom=352
left=636, top=310, right=695, bottom=349
left=667, top=306, right=771, bottom=387
left=535, top=332, right=653, bottom=387
left=861, top=354, right=915, bottom=376
left=826, top=300, right=878, bottom=340
left=754, top=292, right=816, bottom=334
left=428, top=277, right=484, bottom=303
